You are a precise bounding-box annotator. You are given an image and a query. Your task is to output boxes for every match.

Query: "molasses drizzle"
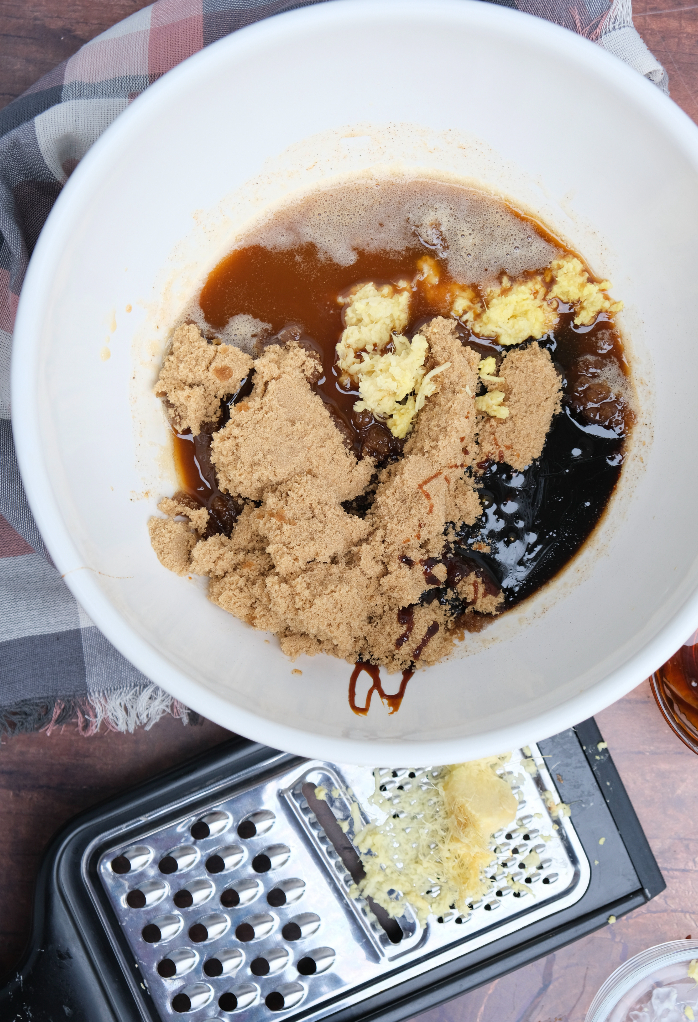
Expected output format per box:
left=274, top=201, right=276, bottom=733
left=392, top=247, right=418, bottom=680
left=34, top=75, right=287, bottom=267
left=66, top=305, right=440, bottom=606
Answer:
left=349, top=664, right=415, bottom=716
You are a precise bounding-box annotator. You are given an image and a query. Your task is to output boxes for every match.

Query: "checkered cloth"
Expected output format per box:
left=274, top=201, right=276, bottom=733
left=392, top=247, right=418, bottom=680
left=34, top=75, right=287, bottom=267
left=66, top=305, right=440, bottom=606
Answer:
left=0, top=0, right=667, bottom=736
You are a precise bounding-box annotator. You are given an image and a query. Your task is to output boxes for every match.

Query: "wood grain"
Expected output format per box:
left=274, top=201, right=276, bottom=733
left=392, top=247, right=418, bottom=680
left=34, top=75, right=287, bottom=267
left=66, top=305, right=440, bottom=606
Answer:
left=0, top=714, right=231, bottom=975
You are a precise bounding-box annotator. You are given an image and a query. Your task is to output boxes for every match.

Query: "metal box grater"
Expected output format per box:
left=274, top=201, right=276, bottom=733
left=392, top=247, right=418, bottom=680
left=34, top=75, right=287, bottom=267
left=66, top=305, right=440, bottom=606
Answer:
left=0, top=720, right=664, bottom=1022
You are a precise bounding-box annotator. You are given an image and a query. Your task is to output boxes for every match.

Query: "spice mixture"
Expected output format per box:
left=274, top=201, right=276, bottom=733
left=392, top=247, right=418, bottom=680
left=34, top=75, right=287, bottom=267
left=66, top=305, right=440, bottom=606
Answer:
left=149, top=178, right=632, bottom=672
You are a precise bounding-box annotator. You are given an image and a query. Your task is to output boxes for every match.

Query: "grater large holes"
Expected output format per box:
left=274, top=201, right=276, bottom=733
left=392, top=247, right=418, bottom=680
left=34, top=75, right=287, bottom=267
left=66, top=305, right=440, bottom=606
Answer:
left=188, top=913, right=229, bottom=943
left=173, top=878, right=215, bottom=909
left=266, top=879, right=305, bottom=908
left=296, top=947, right=335, bottom=976
left=111, top=845, right=151, bottom=874
left=238, top=810, right=275, bottom=839
left=265, top=983, right=305, bottom=1011
left=235, top=913, right=275, bottom=942
left=220, top=878, right=261, bottom=908
left=159, top=846, right=198, bottom=875
left=206, top=845, right=245, bottom=874
left=125, top=879, right=167, bottom=909
left=203, top=948, right=244, bottom=977
left=250, top=947, right=289, bottom=976
left=252, top=845, right=290, bottom=873
left=171, top=983, right=213, bottom=1013
left=157, top=948, right=198, bottom=978
left=281, top=914, right=320, bottom=942
left=191, top=811, right=231, bottom=841
left=218, top=984, right=259, bottom=1013
left=142, top=914, right=183, bottom=943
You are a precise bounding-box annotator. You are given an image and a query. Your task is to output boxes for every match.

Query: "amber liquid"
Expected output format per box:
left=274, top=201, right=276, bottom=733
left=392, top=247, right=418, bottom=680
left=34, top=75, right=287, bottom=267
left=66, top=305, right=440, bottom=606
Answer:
left=656, top=635, right=698, bottom=734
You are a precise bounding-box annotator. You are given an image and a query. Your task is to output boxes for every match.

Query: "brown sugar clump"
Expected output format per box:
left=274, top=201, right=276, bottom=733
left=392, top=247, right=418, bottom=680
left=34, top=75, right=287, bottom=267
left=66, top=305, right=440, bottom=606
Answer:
left=158, top=495, right=209, bottom=535
left=211, top=342, right=374, bottom=502
left=476, top=343, right=561, bottom=470
left=155, top=324, right=253, bottom=435
left=255, top=476, right=371, bottom=579
left=148, top=518, right=196, bottom=576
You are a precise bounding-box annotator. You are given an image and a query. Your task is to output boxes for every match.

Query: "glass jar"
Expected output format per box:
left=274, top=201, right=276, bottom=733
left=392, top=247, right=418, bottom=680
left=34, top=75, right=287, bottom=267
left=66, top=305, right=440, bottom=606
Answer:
left=651, top=630, right=698, bottom=754
left=586, top=940, right=698, bottom=1022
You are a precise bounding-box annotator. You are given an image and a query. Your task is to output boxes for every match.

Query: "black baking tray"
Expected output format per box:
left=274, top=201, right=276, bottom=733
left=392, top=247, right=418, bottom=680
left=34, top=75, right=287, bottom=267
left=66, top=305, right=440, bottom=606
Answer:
left=0, top=718, right=663, bottom=1022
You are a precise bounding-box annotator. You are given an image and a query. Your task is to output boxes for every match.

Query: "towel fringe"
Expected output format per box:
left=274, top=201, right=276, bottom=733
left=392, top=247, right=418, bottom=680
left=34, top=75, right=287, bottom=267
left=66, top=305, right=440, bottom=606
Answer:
left=0, top=687, right=200, bottom=737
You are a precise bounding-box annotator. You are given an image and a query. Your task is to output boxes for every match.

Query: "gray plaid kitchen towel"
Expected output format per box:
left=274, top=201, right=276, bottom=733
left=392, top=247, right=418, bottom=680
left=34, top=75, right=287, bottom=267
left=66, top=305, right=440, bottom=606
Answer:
left=0, top=0, right=667, bottom=735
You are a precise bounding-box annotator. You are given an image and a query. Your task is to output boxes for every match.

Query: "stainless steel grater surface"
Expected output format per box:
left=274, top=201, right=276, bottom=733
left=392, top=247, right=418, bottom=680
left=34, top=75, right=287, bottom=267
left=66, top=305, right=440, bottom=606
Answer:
left=97, top=746, right=589, bottom=1022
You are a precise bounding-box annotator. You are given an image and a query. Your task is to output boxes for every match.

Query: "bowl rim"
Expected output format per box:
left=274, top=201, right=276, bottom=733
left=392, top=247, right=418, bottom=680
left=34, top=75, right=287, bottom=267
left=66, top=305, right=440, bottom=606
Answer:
left=12, top=0, right=698, bottom=764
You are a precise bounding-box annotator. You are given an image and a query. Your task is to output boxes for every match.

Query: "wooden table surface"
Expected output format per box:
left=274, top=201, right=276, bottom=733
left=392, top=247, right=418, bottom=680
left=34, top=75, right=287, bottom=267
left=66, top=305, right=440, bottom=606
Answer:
left=2, top=3, right=698, bottom=1019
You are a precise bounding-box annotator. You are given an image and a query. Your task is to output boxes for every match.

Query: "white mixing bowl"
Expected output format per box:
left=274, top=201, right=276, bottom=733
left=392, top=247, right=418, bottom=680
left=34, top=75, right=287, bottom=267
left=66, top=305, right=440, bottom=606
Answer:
left=12, top=0, right=698, bottom=764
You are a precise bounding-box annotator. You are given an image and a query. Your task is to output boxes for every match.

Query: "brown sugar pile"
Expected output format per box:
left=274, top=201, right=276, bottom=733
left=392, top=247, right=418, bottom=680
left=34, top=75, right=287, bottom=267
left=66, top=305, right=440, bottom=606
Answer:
left=151, top=318, right=561, bottom=671
left=155, top=323, right=253, bottom=434
left=477, top=345, right=561, bottom=470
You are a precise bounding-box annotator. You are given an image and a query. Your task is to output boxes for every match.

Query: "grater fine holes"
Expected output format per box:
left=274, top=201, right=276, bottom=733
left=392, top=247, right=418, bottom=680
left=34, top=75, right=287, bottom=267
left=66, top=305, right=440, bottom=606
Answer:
left=127, top=890, right=146, bottom=908
left=112, top=855, right=131, bottom=874
left=542, top=873, right=559, bottom=884
left=157, top=959, right=176, bottom=977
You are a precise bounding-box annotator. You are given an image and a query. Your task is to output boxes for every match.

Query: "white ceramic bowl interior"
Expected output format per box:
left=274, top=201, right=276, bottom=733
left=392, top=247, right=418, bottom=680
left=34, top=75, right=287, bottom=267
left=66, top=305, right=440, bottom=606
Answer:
left=12, top=0, right=698, bottom=764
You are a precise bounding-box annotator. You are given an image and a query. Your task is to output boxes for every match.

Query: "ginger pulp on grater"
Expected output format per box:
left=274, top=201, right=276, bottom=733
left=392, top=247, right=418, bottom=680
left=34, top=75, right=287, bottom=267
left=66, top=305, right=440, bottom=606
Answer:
left=350, top=758, right=519, bottom=925
left=148, top=177, right=631, bottom=673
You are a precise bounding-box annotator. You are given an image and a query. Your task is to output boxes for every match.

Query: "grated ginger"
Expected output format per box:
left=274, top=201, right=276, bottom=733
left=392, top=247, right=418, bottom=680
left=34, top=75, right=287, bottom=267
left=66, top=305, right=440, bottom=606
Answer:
left=450, top=253, right=623, bottom=343
left=337, top=283, right=449, bottom=438
left=336, top=283, right=410, bottom=380
left=477, top=275, right=557, bottom=347
left=478, top=356, right=502, bottom=385
left=475, top=390, right=509, bottom=419
left=350, top=758, right=518, bottom=926
left=689, top=960, right=698, bottom=985
left=548, top=255, right=623, bottom=326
